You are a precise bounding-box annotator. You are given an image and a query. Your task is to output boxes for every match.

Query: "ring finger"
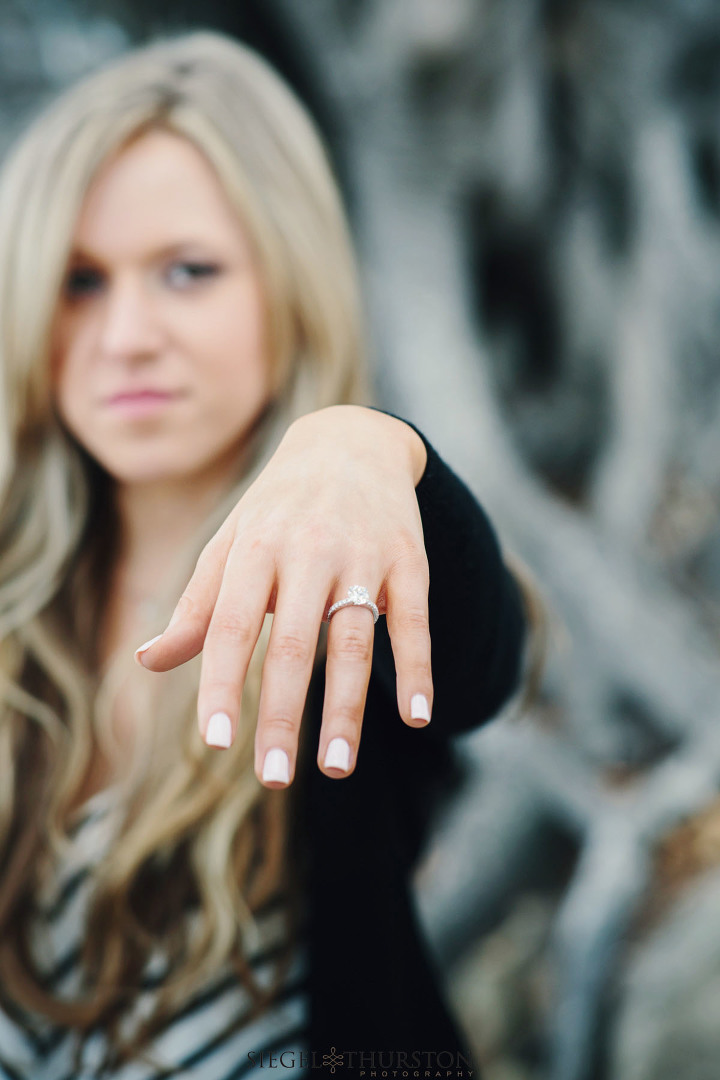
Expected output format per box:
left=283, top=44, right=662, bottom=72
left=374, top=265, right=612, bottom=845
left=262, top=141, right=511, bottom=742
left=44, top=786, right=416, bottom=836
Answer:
left=319, top=577, right=383, bottom=779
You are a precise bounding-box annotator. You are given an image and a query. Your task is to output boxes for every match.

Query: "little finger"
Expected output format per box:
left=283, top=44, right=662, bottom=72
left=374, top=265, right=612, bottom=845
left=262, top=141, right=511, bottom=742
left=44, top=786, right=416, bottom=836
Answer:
left=385, top=554, right=433, bottom=728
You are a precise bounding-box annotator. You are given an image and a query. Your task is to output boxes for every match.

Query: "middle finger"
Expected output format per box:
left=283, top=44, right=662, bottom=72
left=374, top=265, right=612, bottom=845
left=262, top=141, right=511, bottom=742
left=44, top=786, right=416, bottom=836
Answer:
left=254, top=567, right=333, bottom=788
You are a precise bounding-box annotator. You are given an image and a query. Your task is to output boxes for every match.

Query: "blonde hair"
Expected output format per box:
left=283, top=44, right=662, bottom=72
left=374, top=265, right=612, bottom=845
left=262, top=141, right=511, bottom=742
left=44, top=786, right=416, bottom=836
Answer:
left=0, top=26, right=548, bottom=1074
left=0, top=29, right=372, bottom=1070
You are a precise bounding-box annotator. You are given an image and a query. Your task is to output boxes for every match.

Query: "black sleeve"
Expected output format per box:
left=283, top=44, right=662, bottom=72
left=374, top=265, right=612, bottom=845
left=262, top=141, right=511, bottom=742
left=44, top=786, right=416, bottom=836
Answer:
left=369, top=409, right=528, bottom=739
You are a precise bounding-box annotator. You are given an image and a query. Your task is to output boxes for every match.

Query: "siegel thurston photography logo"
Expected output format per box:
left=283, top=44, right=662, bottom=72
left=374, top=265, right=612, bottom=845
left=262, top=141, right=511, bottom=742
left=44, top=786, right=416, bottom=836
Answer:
left=246, top=1045, right=477, bottom=1076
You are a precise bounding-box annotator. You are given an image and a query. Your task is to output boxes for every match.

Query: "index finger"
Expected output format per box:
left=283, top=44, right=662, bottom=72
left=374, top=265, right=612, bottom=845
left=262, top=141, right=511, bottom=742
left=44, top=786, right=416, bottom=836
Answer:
left=195, top=539, right=276, bottom=747
left=133, top=524, right=235, bottom=670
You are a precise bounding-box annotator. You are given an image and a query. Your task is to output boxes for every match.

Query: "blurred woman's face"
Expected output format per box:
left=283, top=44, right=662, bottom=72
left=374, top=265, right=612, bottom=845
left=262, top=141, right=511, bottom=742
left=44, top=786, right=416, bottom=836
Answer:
left=51, top=129, right=271, bottom=488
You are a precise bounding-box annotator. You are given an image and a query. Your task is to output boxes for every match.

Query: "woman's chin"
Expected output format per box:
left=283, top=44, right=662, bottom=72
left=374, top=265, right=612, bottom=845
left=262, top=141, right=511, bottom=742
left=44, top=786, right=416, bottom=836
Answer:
left=97, top=450, right=240, bottom=490
left=82, top=430, right=249, bottom=489
left=97, top=457, right=198, bottom=487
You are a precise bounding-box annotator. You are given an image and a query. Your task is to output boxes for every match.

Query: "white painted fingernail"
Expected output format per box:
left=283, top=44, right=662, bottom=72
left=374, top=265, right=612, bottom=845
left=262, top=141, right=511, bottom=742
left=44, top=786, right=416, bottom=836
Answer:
left=205, top=712, right=233, bottom=748
left=263, top=748, right=290, bottom=784
left=133, top=634, right=164, bottom=666
left=410, top=693, right=431, bottom=723
left=324, top=737, right=351, bottom=772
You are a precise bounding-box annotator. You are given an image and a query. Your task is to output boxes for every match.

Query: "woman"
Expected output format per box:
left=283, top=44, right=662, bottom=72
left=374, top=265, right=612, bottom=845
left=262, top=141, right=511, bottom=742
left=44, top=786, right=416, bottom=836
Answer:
left=0, top=29, right=531, bottom=1078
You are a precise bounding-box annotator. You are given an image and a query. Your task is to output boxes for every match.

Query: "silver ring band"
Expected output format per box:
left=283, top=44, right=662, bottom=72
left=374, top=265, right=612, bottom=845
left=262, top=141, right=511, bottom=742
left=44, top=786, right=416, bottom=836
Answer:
left=326, top=585, right=379, bottom=625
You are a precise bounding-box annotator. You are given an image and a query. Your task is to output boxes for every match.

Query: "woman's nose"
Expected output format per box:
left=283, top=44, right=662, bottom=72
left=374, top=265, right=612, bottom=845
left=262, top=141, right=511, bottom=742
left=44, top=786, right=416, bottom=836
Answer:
left=98, top=277, right=165, bottom=362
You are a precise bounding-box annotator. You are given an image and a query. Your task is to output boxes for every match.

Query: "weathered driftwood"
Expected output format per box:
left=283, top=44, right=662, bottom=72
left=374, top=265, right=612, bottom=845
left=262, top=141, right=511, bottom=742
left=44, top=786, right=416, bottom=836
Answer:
left=277, top=4, right=720, bottom=1078
left=3, top=1, right=720, bottom=1077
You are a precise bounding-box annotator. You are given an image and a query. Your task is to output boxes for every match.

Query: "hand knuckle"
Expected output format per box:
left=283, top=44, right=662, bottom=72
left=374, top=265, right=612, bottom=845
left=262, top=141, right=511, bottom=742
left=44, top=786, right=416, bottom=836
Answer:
left=270, top=631, right=313, bottom=666
left=409, top=550, right=430, bottom=581
left=211, top=610, right=255, bottom=645
left=205, top=676, right=241, bottom=700
left=330, top=702, right=362, bottom=726
left=311, top=541, right=338, bottom=569
left=393, top=527, right=422, bottom=557
left=301, top=519, right=331, bottom=550
left=334, top=628, right=372, bottom=663
left=303, top=531, right=340, bottom=567
left=401, top=606, right=430, bottom=634
left=173, top=593, right=198, bottom=622
left=244, top=531, right=264, bottom=555
left=392, top=539, right=428, bottom=577
left=265, top=715, right=298, bottom=737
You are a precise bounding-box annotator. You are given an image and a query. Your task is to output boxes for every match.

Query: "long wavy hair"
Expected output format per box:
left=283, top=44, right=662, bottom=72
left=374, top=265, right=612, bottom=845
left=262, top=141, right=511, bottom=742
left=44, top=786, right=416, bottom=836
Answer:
left=0, top=29, right=372, bottom=1070
left=0, top=25, right=548, bottom=1075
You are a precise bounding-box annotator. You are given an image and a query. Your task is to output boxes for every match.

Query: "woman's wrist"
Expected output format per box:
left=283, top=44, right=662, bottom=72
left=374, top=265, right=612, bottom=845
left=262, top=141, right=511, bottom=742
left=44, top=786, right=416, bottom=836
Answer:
left=405, top=423, right=428, bottom=487
left=290, top=405, right=428, bottom=486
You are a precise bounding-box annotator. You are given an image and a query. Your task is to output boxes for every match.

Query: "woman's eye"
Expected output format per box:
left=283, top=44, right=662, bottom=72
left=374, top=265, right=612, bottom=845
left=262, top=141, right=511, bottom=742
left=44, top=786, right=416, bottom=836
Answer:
left=166, top=261, right=220, bottom=288
left=63, top=266, right=104, bottom=298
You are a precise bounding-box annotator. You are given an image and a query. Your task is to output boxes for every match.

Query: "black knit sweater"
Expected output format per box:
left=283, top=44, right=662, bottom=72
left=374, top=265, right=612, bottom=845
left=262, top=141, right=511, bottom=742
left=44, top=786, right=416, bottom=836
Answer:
left=296, top=415, right=527, bottom=1077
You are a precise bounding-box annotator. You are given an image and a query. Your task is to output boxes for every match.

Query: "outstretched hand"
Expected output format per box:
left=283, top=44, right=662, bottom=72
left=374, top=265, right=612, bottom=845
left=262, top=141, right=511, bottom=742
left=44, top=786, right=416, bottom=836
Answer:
left=134, top=405, right=432, bottom=788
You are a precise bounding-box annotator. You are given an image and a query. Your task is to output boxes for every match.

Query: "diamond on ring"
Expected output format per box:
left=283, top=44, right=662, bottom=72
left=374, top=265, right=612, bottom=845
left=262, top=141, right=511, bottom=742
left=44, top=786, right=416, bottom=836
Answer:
left=326, top=585, right=380, bottom=624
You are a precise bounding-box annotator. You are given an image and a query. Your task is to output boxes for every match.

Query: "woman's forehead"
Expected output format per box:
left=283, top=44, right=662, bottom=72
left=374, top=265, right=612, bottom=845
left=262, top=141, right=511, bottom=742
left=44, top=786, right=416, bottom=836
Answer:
left=70, top=131, right=249, bottom=259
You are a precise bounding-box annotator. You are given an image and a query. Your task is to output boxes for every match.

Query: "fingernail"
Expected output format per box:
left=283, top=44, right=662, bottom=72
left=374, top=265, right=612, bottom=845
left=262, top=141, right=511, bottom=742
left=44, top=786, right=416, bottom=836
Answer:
left=262, top=748, right=290, bottom=784
left=324, top=737, right=351, bottom=772
left=205, top=712, right=233, bottom=748
left=410, top=693, right=431, bottom=723
left=133, top=634, right=164, bottom=666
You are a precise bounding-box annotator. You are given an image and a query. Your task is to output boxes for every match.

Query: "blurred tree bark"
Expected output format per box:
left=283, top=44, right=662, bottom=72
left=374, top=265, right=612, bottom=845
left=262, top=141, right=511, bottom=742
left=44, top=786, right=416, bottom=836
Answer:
left=3, top=2, right=720, bottom=1078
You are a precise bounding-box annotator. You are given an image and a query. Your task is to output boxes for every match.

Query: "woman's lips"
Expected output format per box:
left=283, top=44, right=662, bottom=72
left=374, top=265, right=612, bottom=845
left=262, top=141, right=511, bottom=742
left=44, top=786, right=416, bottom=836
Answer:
left=104, top=389, right=183, bottom=416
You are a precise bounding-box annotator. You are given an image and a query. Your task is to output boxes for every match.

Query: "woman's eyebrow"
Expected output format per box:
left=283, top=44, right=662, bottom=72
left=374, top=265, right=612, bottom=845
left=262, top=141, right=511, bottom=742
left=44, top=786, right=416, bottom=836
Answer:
left=67, top=240, right=221, bottom=262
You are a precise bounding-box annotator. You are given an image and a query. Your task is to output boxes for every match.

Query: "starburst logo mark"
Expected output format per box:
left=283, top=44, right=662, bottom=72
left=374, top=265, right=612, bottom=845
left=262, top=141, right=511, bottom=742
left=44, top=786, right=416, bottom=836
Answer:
left=322, top=1045, right=344, bottom=1073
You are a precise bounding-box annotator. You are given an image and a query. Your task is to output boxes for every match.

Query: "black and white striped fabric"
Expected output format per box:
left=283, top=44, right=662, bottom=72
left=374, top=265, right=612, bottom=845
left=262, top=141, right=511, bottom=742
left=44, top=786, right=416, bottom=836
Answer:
left=0, top=788, right=309, bottom=1079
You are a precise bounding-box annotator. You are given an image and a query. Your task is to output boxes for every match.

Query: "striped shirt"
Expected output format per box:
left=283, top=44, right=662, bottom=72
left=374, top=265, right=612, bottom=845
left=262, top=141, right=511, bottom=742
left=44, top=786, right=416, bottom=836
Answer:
left=0, top=788, right=309, bottom=1078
